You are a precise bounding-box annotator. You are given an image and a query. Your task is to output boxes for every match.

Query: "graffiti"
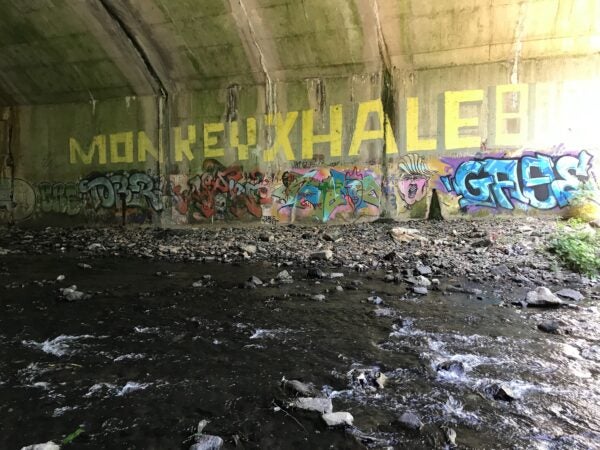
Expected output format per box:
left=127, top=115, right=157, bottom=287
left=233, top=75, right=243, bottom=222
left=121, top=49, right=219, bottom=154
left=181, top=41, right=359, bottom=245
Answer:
left=170, top=159, right=273, bottom=222
left=395, top=155, right=436, bottom=208
left=79, top=171, right=162, bottom=212
left=272, top=167, right=381, bottom=223
left=440, top=151, right=594, bottom=210
left=37, top=182, right=82, bottom=216
left=0, top=178, right=35, bottom=222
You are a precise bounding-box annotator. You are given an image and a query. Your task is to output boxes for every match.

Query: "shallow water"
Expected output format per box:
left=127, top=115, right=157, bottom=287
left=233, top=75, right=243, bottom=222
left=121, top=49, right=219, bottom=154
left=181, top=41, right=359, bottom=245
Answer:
left=0, top=254, right=599, bottom=449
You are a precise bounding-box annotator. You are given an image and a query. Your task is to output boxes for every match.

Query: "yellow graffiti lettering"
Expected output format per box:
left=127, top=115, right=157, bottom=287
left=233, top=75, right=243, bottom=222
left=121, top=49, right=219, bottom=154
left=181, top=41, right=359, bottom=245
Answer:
left=69, top=135, right=107, bottom=165
left=229, top=118, right=256, bottom=161
left=264, top=111, right=298, bottom=162
left=137, top=131, right=160, bottom=162
left=495, top=84, right=529, bottom=146
left=109, top=132, right=134, bottom=164
left=174, top=125, right=196, bottom=162
left=348, top=100, right=398, bottom=156
left=203, top=122, right=225, bottom=158
left=444, top=89, right=484, bottom=150
left=301, top=105, right=343, bottom=159
left=406, top=97, right=437, bottom=152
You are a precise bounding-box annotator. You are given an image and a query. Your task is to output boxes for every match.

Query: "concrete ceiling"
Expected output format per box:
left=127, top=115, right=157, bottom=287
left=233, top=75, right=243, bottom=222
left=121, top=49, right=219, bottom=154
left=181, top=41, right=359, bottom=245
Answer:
left=0, top=0, right=599, bottom=106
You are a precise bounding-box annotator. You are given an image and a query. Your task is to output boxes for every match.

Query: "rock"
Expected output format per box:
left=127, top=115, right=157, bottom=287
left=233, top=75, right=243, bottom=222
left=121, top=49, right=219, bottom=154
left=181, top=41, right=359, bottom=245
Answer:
left=292, top=397, right=333, bottom=414
left=259, top=233, right=274, bottom=242
left=525, top=287, right=563, bottom=307
left=537, top=320, right=562, bottom=334
left=412, top=275, right=431, bottom=287
left=383, top=251, right=398, bottom=261
left=415, top=263, right=432, bottom=275
left=490, top=384, right=516, bottom=402
left=472, top=238, right=493, bottom=247
left=398, top=411, right=423, bottom=430
left=368, top=296, right=383, bottom=305
left=445, top=428, right=457, bottom=446
left=322, top=412, right=354, bottom=427
left=413, top=286, right=428, bottom=295
left=384, top=274, right=395, bottom=282
left=240, top=244, right=257, bottom=255
left=277, top=270, right=293, bottom=282
left=336, top=286, right=344, bottom=292
left=56, top=274, right=65, bottom=282
left=555, top=288, right=584, bottom=302
left=311, top=250, right=333, bottom=261
left=437, top=360, right=465, bottom=375
left=190, top=435, right=223, bottom=450
left=307, top=268, right=326, bottom=279
left=312, top=294, right=326, bottom=301
left=249, top=276, right=263, bottom=286
left=192, top=280, right=204, bottom=288
left=390, top=227, right=425, bottom=243
left=329, top=272, right=344, bottom=279
left=77, top=263, right=92, bottom=270
left=561, top=343, right=581, bottom=359
left=59, top=285, right=89, bottom=301
left=323, top=231, right=341, bottom=242
left=374, top=372, right=388, bottom=389
left=21, top=443, right=60, bottom=450
left=281, top=379, right=323, bottom=397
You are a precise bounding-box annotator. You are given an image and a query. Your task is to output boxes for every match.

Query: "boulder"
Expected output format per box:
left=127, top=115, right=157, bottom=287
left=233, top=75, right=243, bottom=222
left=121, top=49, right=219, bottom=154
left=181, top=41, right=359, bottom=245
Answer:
left=555, top=288, right=584, bottom=302
left=249, top=276, right=263, bottom=286
left=490, top=384, right=516, bottom=402
left=413, top=286, right=428, bottom=295
left=537, top=320, right=564, bottom=334
left=292, top=397, right=333, bottom=414
left=322, top=412, right=354, bottom=427
left=525, top=287, right=563, bottom=307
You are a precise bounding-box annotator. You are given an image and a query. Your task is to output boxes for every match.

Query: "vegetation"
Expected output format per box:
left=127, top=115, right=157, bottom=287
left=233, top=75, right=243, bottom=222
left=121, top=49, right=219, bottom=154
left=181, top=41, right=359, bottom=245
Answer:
left=550, top=218, right=600, bottom=276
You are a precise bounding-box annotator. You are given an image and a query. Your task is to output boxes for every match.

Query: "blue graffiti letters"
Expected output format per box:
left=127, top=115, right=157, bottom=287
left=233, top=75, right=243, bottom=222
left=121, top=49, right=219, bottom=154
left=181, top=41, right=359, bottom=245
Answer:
left=441, top=151, right=593, bottom=210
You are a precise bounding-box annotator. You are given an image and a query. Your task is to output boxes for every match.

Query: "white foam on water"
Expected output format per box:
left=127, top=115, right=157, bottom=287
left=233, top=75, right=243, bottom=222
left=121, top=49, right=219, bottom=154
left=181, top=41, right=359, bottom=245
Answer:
left=249, top=328, right=292, bottom=339
left=52, top=405, right=78, bottom=417
left=84, top=383, right=117, bottom=398
left=117, top=381, right=151, bottom=396
left=114, top=353, right=145, bottom=362
left=22, top=335, right=95, bottom=357
left=133, top=326, right=160, bottom=334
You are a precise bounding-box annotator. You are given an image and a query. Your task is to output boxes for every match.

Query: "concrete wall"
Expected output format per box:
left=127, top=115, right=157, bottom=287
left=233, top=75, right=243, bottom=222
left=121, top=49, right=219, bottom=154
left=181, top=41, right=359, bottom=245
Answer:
left=1, top=0, right=599, bottom=226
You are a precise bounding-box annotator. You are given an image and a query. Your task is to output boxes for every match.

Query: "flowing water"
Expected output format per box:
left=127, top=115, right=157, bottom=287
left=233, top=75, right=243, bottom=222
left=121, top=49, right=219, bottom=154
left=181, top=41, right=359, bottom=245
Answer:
left=0, top=254, right=599, bottom=449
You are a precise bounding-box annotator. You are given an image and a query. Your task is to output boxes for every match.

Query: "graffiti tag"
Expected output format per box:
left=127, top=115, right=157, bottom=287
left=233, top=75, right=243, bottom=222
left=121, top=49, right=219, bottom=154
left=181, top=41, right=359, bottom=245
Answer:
left=440, top=151, right=593, bottom=210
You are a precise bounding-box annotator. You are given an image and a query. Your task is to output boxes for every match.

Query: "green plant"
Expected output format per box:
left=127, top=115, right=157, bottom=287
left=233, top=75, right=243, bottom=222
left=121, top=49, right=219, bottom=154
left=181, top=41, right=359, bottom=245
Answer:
left=549, top=220, right=600, bottom=276
left=62, top=427, right=84, bottom=445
